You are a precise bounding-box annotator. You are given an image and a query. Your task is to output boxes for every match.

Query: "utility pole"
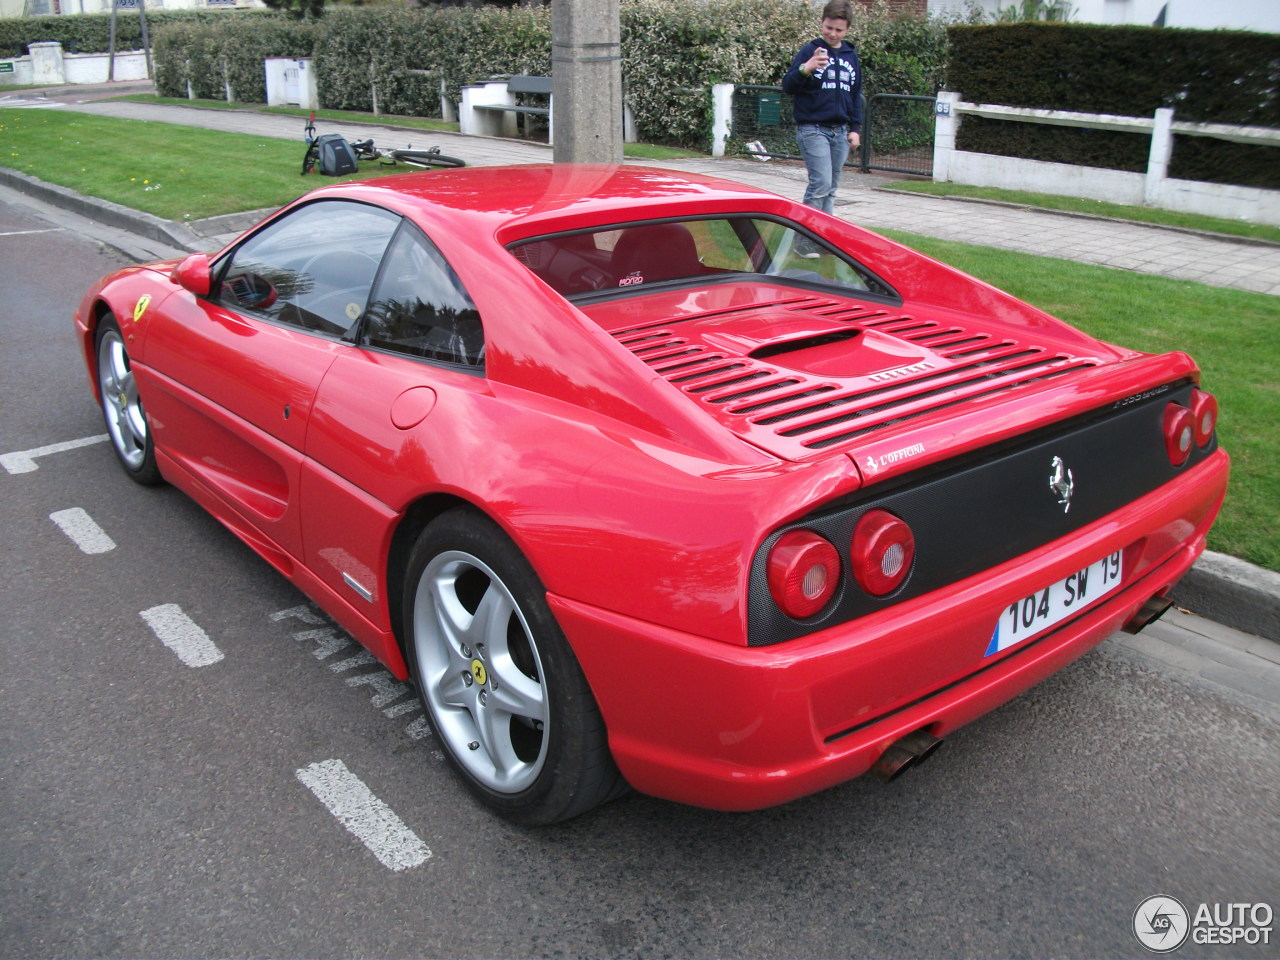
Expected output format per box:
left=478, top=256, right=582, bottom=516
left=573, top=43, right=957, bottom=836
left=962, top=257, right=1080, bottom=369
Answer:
left=551, top=0, right=622, bottom=164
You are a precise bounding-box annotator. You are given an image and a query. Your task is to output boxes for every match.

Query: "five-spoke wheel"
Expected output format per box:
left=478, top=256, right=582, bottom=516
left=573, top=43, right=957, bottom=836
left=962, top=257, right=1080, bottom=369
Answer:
left=95, top=315, right=161, bottom=485
left=404, top=510, right=624, bottom=824
left=413, top=548, right=550, bottom=794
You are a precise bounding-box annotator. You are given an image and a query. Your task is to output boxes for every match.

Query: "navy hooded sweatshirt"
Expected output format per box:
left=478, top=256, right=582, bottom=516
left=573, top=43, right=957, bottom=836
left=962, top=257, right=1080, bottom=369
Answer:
left=782, top=38, right=863, bottom=131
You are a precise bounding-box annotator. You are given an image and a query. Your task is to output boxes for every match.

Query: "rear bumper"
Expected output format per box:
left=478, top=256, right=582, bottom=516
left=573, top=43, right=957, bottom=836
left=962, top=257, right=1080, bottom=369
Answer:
left=552, top=449, right=1229, bottom=811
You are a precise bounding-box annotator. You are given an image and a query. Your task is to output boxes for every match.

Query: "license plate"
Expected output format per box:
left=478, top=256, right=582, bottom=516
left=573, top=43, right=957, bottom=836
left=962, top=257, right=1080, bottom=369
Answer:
left=987, top=550, right=1124, bottom=656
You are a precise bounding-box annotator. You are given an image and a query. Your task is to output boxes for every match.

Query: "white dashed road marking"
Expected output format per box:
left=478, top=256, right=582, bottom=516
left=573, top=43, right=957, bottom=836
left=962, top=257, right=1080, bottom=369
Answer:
left=2, top=434, right=108, bottom=474
left=271, top=605, right=433, bottom=741
left=139, top=604, right=224, bottom=668
left=295, top=759, right=432, bottom=871
left=49, top=507, right=116, bottom=554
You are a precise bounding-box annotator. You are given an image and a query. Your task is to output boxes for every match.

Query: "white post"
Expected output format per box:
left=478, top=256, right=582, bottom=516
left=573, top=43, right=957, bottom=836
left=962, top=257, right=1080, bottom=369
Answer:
left=710, top=82, right=734, bottom=158
left=439, top=79, right=457, bottom=123
left=932, top=90, right=960, bottom=183
left=264, top=57, right=289, bottom=107
left=1145, top=107, right=1174, bottom=207
left=28, top=42, right=66, bottom=86
left=460, top=81, right=517, bottom=138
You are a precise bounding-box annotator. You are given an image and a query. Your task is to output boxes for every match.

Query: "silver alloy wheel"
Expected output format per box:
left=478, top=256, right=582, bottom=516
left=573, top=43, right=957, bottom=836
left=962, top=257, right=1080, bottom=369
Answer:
left=412, top=549, right=549, bottom=794
left=97, top=326, right=148, bottom=471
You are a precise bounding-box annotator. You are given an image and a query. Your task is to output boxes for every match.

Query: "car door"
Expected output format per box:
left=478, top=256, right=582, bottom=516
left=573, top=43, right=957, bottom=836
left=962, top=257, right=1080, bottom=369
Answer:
left=300, top=219, right=490, bottom=634
left=142, top=199, right=402, bottom=563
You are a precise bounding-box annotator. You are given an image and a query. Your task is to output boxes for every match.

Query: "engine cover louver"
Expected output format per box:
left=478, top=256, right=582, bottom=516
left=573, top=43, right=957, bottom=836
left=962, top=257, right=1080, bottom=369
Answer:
left=611, top=295, right=1098, bottom=460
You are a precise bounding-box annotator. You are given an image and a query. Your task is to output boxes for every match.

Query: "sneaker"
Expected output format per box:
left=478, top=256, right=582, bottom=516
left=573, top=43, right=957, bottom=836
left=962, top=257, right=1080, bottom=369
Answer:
left=795, top=238, right=822, bottom=260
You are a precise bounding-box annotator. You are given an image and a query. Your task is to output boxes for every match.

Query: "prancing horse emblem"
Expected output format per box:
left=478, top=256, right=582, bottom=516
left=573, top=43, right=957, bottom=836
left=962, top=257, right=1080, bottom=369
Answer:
left=1049, top=456, right=1074, bottom=513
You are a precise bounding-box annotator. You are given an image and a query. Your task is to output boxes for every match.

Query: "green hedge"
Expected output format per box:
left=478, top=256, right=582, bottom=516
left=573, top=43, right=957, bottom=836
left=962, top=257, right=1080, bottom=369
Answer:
left=154, top=16, right=321, bottom=103
left=0, top=10, right=275, bottom=58
left=139, top=0, right=947, bottom=152
left=0, top=2, right=947, bottom=151
left=946, top=23, right=1280, bottom=189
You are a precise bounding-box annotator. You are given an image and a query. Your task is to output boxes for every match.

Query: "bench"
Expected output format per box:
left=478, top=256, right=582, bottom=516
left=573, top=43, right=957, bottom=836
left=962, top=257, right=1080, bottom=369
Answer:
left=460, top=75, right=553, bottom=142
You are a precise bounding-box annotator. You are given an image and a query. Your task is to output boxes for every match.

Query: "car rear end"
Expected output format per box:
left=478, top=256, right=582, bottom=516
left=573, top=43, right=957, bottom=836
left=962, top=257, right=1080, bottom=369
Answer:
left=556, top=278, right=1227, bottom=810
left=495, top=187, right=1228, bottom=811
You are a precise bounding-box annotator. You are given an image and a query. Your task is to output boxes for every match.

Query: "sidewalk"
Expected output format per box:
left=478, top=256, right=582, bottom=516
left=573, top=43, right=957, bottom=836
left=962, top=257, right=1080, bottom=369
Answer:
left=3, top=87, right=1278, bottom=656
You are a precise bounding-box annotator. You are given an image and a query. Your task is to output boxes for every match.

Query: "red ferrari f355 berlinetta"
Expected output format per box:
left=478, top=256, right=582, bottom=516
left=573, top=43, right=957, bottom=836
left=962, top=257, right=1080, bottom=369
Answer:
left=76, top=165, right=1229, bottom=824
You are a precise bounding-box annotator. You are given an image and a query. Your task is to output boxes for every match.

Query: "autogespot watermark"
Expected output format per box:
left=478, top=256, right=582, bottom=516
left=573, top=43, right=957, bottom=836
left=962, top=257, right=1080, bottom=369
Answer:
left=1133, top=896, right=1274, bottom=952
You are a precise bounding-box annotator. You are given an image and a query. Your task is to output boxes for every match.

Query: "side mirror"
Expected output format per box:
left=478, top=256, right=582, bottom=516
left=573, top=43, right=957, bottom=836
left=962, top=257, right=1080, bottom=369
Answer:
left=171, top=253, right=212, bottom=296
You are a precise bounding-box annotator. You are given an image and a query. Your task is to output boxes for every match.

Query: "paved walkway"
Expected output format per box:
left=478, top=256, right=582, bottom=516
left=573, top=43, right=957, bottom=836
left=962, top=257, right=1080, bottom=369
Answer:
left=19, top=93, right=1280, bottom=296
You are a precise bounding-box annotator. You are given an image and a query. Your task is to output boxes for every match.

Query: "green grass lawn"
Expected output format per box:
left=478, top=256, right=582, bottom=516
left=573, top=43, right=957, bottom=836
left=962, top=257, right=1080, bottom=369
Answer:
left=2, top=107, right=1274, bottom=569
left=0, top=107, right=382, bottom=219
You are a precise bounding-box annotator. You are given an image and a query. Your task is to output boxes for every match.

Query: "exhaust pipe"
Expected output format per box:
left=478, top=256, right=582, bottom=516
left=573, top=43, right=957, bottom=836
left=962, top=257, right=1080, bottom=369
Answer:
left=871, top=729, right=943, bottom=783
left=1122, top=595, right=1174, bottom=635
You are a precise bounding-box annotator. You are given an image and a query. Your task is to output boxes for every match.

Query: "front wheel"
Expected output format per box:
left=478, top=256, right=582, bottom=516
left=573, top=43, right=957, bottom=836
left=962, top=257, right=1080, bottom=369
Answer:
left=403, top=509, right=624, bottom=825
left=391, top=148, right=466, bottom=169
left=95, top=314, right=161, bottom=485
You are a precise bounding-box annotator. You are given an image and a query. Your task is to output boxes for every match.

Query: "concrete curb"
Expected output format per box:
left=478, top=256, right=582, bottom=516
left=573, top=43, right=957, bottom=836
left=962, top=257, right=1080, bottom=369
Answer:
left=0, top=167, right=205, bottom=254
left=5, top=163, right=1278, bottom=643
left=1169, top=551, right=1280, bottom=642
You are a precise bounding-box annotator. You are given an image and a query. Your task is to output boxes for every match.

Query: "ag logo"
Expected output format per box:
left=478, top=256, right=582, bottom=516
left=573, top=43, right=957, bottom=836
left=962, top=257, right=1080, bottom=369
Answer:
left=1133, top=895, right=1190, bottom=953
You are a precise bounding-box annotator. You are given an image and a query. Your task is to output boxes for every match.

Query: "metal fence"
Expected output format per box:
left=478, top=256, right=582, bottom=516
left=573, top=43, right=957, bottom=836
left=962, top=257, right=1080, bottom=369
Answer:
left=732, top=85, right=800, bottom=161
left=862, top=93, right=936, bottom=176
left=731, top=85, right=936, bottom=177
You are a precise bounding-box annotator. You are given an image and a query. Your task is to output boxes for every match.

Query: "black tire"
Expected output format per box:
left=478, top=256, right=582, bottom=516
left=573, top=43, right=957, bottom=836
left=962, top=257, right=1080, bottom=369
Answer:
left=95, top=314, right=162, bottom=485
left=301, top=140, right=318, bottom=176
left=390, top=148, right=466, bottom=169
left=402, top=509, right=624, bottom=825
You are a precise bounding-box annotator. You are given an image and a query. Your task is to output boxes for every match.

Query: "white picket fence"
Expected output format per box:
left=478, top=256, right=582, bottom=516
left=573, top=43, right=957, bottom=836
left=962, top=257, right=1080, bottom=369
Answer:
left=932, top=91, right=1280, bottom=227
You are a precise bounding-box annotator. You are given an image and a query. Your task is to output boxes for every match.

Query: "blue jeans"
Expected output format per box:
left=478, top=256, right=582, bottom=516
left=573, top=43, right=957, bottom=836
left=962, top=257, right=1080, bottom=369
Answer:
left=796, top=124, right=851, bottom=214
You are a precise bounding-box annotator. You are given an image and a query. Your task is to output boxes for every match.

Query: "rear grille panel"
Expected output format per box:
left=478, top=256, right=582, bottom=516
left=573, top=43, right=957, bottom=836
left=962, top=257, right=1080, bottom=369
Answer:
left=611, top=294, right=1100, bottom=458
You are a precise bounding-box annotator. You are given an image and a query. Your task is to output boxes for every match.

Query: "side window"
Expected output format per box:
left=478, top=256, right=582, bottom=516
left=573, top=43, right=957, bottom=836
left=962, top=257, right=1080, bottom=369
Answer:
left=362, top=224, right=484, bottom=367
left=215, top=200, right=400, bottom=336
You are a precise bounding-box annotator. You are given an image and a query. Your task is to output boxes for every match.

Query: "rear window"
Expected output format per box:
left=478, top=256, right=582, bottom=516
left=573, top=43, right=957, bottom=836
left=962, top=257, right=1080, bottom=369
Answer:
left=508, top=217, right=892, bottom=299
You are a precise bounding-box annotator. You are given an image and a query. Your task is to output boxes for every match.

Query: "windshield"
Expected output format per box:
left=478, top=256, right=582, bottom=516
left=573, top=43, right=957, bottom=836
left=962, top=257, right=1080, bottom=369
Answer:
left=508, top=217, right=892, bottom=299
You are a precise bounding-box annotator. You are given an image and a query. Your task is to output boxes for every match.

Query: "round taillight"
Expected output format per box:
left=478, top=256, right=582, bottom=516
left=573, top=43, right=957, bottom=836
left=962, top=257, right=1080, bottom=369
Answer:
left=851, top=509, right=915, bottom=597
left=1190, top=389, right=1217, bottom=447
left=1163, top=403, right=1193, bottom=466
left=767, top=530, right=840, bottom=619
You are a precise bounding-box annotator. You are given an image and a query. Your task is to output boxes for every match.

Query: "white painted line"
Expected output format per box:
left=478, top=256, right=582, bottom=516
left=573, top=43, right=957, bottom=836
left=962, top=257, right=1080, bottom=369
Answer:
left=331, top=650, right=377, bottom=673
left=0, top=229, right=60, bottom=238
left=49, top=507, right=116, bottom=554
left=139, top=604, right=224, bottom=668
left=2, top=434, right=109, bottom=475
left=295, top=759, right=431, bottom=871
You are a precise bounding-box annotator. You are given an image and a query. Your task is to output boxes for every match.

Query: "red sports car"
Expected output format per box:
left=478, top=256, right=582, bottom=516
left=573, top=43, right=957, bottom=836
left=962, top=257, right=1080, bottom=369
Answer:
left=75, top=165, right=1229, bottom=824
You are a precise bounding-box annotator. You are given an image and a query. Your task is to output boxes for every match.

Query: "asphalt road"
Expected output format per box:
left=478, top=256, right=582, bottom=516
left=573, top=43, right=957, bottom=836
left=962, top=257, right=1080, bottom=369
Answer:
left=1, top=199, right=1276, bottom=960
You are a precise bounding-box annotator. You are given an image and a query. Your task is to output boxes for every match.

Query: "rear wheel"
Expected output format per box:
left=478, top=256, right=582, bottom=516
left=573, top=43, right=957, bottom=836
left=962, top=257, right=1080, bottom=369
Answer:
left=391, top=148, right=466, bottom=169
left=95, top=314, right=161, bottom=485
left=403, top=509, right=624, bottom=824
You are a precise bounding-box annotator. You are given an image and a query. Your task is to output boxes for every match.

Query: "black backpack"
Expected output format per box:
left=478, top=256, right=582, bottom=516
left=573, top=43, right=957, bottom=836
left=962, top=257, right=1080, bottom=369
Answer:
left=306, top=133, right=358, bottom=176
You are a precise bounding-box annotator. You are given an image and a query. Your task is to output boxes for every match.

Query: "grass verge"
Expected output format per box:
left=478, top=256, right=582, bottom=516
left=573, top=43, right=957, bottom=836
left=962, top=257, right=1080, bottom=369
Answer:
left=882, top=181, right=1280, bottom=246
left=882, top=229, right=1280, bottom=572
left=0, top=107, right=415, bottom=220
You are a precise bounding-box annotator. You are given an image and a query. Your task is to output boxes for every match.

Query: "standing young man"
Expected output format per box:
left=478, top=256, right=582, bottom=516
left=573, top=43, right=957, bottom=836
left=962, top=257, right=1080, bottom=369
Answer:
left=782, top=1, right=862, bottom=217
